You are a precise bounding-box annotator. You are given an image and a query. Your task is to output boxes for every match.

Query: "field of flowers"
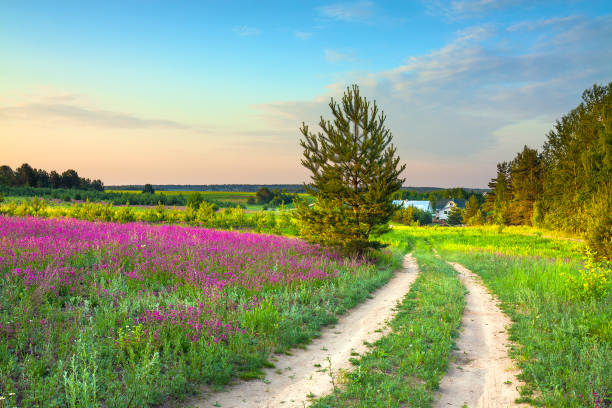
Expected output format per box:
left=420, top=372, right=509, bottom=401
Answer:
left=0, top=215, right=400, bottom=407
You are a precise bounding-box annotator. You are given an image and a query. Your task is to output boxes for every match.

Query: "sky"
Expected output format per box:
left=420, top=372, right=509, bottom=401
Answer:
left=1, top=1, right=611, bottom=188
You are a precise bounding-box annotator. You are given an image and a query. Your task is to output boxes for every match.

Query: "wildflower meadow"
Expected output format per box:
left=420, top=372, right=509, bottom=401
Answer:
left=0, top=215, right=400, bottom=407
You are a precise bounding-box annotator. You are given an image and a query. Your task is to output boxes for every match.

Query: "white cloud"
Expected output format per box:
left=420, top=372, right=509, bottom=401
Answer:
left=0, top=101, right=198, bottom=131
left=427, top=0, right=528, bottom=20
left=295, top=31, right=313, bottom=40
left=253, top=16, right=612, bottom=187
left=507, top=15, right=578, bottom=31
left=317, top=1, right=375, bottom=22
left=324, top=49, right=353, bottom=62
left=232, top=25, right=261, bottom=37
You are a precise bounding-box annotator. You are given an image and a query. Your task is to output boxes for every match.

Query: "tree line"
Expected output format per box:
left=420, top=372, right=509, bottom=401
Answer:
left=485, top=82, right=611, bottom=258
left=0, top=163, right=104, bottom=191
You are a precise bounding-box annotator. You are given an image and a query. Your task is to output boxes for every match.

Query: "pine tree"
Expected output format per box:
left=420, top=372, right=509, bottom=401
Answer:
left=296, top=84, right=406, bottom=253
left=463, top=195, right=480, bottom=221
left=447, top=206, right=463, bottom=226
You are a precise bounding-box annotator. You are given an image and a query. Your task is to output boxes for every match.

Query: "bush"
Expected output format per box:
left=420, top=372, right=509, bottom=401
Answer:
left=392, top=206, right=432, bottom=225
left=563, top=250, right=611, bottom=300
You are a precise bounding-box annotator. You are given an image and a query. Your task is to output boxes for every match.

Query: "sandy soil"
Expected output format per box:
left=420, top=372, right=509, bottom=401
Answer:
left=434, top=262, right=526, bottom=408
left=191, top=254, right=420, bottom=408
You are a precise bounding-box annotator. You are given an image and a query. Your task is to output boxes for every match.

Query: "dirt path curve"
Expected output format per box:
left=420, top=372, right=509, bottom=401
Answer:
left=434, top=262, right=525, bottom=408
left=191, top=254, right=420, bottom=408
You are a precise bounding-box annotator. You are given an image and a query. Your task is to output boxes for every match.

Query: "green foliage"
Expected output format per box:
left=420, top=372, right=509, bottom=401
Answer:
left=466, top=208, right=485, bottom=226
left=0, top=199, right=300, bottom=237
left=384, top=226, right=609, bottom=407
left=63, top=335, right=98, bottom=408
left=0, top=163, right=103, bottom=190
left=584, top=182, right=612, bottom=260
left=463, top=195, right=484, bottom=225
left=0, top=215, right=402, bottom=406
left=486, top=82, right=612, bottom=259
left=446, top=206, right=463, bottom=225
left=296, top=84, right=405, bottom=253
left=392, top=206, right=432, bottom=225
left=255, top=187, right=274, bottom=204
left=141, top=184, right=155, bottom=194
left=241, top=298, right=280, bottom=336
left=563, top=250, right=611, bottom=301
left=312, top=242, right=465, bottom=407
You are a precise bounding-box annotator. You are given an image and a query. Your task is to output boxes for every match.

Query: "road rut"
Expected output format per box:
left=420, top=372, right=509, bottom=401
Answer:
left=434, top=262, right=526, bottom=408
left=192, top=253, right=420, bottom=408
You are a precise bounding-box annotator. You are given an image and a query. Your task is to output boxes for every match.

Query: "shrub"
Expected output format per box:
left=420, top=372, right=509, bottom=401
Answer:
left=563, top=250, right=611, bottom=300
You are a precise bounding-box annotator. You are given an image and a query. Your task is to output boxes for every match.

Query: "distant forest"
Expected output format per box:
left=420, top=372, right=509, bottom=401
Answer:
left=107, top=184, right=489, bottom=194
left=485, top=82, right=611, bottom=258
left=0, top=163, right=104, bottom=191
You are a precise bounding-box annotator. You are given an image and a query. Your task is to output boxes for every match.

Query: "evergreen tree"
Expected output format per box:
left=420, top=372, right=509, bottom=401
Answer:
left=463, top=195, right=480, bottom=221
left=508, top=146, right=542, bottom=225
left=484, top=162, right=512, bottom=224
left=296, top=84, right=405, bottom=253
left=447, top=206, right=463, bottom=225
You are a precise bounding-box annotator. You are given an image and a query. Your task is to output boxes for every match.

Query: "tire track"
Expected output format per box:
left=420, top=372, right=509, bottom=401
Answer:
left=434, top=262, right=526, bottom=408
left=190, top=254, right=420, bottom=408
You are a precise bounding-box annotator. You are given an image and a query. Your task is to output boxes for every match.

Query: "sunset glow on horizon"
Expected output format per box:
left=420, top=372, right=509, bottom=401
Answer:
left=2, top=1, right=611, bottom=187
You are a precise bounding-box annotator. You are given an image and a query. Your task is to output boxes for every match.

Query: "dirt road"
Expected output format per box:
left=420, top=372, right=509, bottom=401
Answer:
left=192, top=254, right=420, bottom=408
left=434, top=262, right=525, bottom=408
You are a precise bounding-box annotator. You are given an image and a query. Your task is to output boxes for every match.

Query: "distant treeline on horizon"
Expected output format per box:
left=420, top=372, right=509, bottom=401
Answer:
left=0, top=163, right=104, bottom=191
left=106, top=184, right=490, bottom=194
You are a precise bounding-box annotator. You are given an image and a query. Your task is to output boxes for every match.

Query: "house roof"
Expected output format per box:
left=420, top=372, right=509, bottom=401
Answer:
left=434, top=198, right=466, bottom=210
left=392, top=200, right=433, bottom=213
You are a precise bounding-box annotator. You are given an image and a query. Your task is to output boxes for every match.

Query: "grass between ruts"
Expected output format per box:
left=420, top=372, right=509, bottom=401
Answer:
left=310, top=239, right=465, bottom=408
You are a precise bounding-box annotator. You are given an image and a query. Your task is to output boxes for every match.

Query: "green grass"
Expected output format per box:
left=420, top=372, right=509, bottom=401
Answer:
left=384, top=226, right=611, bottom=407
left=311, top=240, right=465, bottom=407
left=0, top=223, right=404, bottom=407
left=439, top=251, right=611, bottom=406
left=106, top=190, right=313, bottom=210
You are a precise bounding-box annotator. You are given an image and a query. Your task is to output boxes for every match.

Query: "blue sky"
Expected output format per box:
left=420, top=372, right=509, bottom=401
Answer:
left=1, top=0, right=611, bottom=187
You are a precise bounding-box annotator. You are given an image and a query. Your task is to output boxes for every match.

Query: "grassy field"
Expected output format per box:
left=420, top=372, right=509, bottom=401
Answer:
left=106, top=190, right=312, bottom=210
left=1, top=203, right=609, bottom=407
left=377, top=226, right=611, bottom=407
left=107, top=190, right=255, bottom=201
left=312, top=240, right=465, bottom=407
left=0, top=215, right=401, bottom=407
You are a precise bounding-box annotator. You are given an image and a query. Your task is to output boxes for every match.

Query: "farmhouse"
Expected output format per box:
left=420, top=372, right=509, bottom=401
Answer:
left=392, top=200, right=433, bottom=214
left=434, top=198, right=466, bottom=221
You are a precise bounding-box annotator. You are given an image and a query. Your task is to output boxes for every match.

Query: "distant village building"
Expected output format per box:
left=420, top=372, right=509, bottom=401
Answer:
left=392, top=200, right=433, bottom=214
left=433, top=198, right=466, bottom=221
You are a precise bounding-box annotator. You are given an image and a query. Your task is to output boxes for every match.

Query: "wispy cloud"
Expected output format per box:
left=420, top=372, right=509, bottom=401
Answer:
left=324, top=49, right=353, bottom=62
left=427, top=0, right=527, bottom=20
left=254, top=16, right=612, bottom=186
left=317, top=1, right=376, bottom=22
left=295, top=31, right=313, bottom=40
left=0, top=102, right=198, bottom=131
left=507, top=15, right=578, bottom=31
left=232, top=25, right=261, bottom=36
